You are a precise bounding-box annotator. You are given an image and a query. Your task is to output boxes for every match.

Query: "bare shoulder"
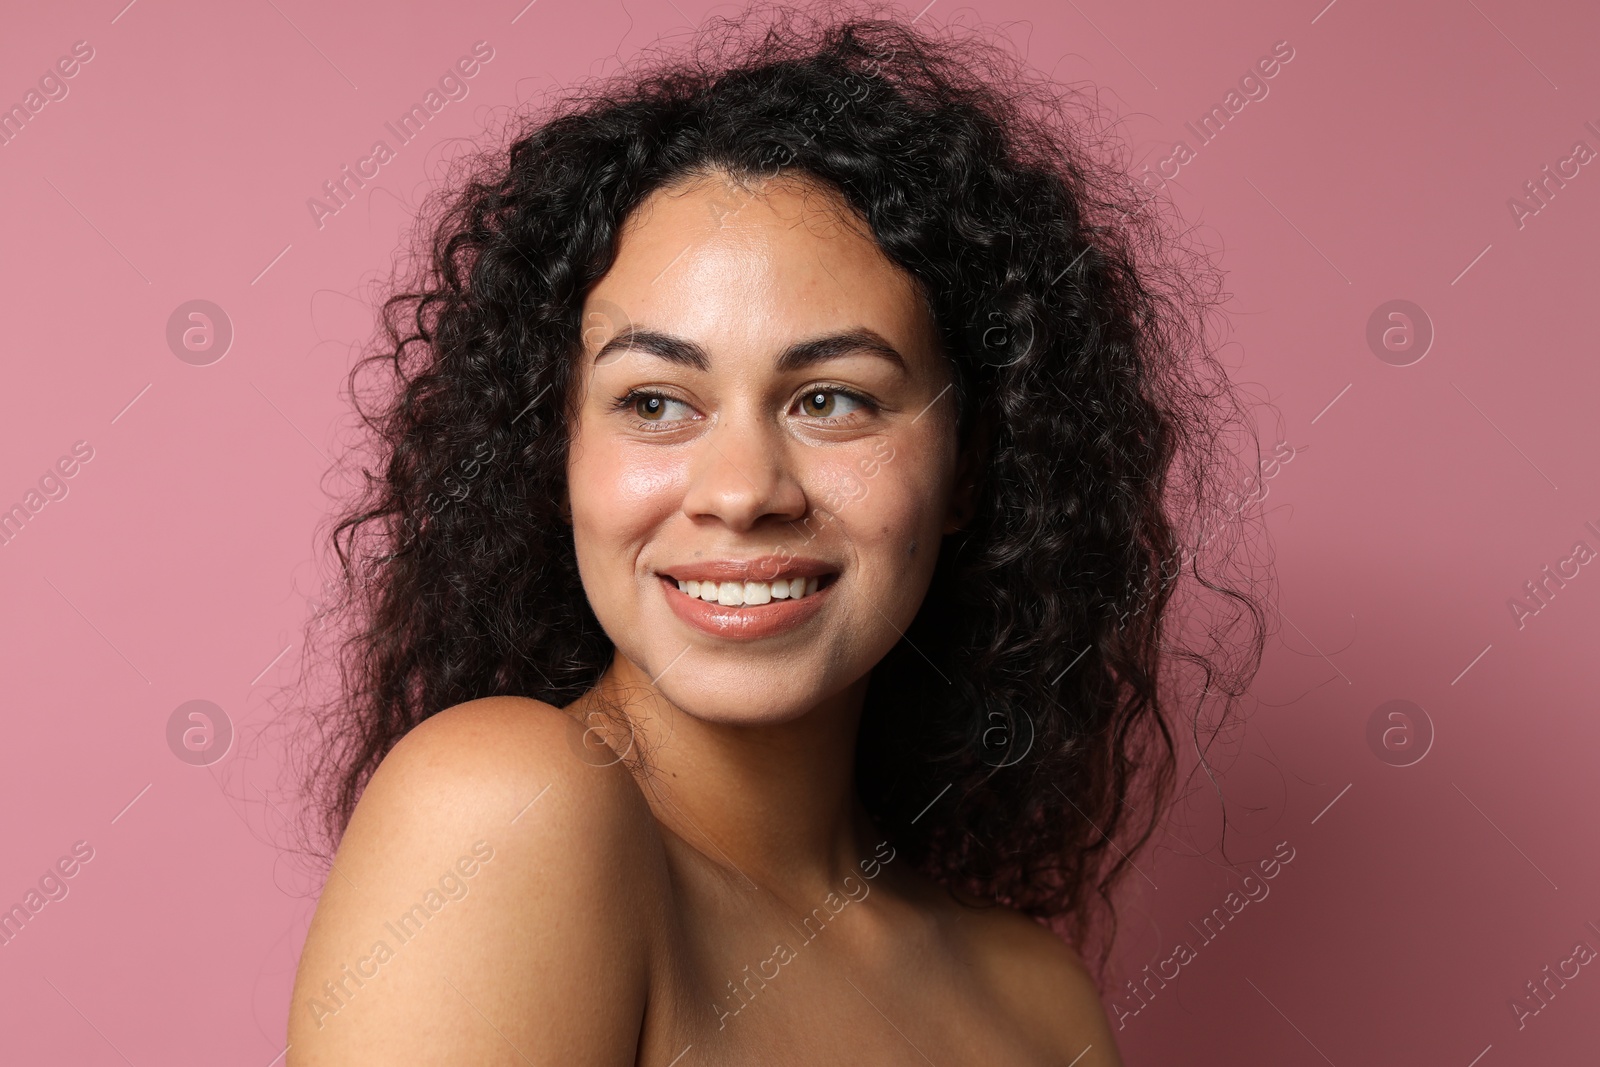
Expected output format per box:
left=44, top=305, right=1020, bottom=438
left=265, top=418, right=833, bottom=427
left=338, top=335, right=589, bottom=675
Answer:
left=287, top=696, right=668, bottom=1065
left=951, top=899, right=1125, bottom=1066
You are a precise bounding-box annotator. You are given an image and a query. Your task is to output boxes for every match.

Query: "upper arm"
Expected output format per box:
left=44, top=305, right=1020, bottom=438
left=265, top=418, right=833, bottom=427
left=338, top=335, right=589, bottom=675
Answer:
left=287, top=696, right=665, bottom=1066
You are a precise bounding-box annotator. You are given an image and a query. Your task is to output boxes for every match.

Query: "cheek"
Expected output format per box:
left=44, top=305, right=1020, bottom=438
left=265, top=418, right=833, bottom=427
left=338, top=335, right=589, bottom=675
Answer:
left=569, top=435, right=681, bottom=518
left=609, top=449, right=684, bottom=505
left=813, top=446, right=950, bottom=647
left=815, top=442, right=949, bottom=553
left=568, top=433, right=686, bottom=563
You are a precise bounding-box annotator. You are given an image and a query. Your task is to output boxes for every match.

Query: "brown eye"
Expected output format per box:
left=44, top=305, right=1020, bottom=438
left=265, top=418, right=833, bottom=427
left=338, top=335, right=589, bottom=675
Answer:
left=627, top=393, right=692, bottom=422
left=802, top=391, right=836, bottom=416
left=797, top=389, right=868, bottom=419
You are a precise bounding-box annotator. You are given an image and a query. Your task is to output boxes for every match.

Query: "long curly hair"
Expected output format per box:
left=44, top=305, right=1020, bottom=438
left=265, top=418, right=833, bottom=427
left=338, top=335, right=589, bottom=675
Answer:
left=286, top=1, right=1269, bottom=972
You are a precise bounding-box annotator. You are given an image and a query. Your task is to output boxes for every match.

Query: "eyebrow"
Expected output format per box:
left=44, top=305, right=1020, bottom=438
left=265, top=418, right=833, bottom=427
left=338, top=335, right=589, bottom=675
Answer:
left=592, top=326, right=909, bottom=375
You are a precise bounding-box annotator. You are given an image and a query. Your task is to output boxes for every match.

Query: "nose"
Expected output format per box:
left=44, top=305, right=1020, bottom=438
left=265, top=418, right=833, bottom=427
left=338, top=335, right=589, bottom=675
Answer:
left=680, top=408, right=808, bottom=532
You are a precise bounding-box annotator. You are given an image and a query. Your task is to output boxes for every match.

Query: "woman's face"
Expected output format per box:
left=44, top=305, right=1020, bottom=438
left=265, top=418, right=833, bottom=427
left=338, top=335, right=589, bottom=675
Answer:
left=567, top=171, right=964, bottom=725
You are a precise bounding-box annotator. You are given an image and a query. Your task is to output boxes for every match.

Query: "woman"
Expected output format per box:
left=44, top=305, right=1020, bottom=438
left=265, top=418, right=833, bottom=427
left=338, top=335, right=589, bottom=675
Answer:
left=286, top=6, right=1265, bottom=1063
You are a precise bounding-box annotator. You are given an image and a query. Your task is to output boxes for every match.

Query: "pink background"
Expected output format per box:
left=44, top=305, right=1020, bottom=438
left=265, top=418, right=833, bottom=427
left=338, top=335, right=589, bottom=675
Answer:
left=2, top=0, right=1596, bottom=1063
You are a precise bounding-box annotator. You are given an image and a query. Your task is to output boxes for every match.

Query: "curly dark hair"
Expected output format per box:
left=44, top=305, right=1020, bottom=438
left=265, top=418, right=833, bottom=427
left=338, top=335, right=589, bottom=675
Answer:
left=285, top=0, right=1269, bottom=973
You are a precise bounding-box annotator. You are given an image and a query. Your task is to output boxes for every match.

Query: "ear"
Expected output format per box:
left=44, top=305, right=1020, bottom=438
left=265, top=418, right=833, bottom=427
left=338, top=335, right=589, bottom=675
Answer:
left=942, top=409, right=991, bottom=535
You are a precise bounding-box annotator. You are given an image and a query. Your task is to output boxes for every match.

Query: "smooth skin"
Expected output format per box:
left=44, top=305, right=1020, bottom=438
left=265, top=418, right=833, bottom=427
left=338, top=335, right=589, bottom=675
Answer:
left=288, top=171, right=1125, bottom=1065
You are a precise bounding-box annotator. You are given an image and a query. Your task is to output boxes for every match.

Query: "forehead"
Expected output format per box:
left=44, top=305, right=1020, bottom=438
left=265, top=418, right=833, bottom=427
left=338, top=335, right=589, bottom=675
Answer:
left=585, top=171, right=935, bottom=360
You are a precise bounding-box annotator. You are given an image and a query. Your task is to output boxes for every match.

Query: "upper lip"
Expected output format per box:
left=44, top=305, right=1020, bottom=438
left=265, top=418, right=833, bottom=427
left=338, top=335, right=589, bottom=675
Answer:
left=657, top=556, right=838, bottom=583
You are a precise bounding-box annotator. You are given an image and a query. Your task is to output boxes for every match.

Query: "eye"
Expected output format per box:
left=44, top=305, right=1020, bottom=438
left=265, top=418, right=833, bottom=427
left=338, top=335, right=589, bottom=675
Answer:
left=624, top=392, right=695, bottom=423
left=796, top=388, right=870, bottom=419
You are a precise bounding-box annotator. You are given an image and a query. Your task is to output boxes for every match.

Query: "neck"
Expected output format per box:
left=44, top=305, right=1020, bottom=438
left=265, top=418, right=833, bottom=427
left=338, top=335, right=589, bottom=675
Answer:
left=571, top=650, right=882, bottom=905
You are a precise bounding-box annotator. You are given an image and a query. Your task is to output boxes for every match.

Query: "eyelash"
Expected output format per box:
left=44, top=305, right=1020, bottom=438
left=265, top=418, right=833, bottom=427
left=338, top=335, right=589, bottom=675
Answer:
left=611, top=386, right=880, bottom=430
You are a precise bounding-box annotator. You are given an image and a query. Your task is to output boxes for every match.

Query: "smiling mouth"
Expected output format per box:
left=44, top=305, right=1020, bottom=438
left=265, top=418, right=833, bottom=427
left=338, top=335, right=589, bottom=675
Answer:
left=659, top=573, right=837, bottom=607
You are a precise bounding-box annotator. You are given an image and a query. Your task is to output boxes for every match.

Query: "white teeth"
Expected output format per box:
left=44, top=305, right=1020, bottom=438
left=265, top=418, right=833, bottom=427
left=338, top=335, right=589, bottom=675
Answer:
left=672, top=574, right=827, bottom=605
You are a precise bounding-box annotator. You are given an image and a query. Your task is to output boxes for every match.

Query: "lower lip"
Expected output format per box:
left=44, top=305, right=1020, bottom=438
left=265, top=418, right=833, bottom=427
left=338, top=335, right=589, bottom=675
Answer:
left=661, top=576, right=833, bottom=640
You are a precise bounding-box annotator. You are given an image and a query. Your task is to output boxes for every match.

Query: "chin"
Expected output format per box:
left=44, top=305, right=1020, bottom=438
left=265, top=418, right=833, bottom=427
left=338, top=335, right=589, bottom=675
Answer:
left=657, top=681, right=830, bottom=727
left=660, top=639, right=860, bottom=714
